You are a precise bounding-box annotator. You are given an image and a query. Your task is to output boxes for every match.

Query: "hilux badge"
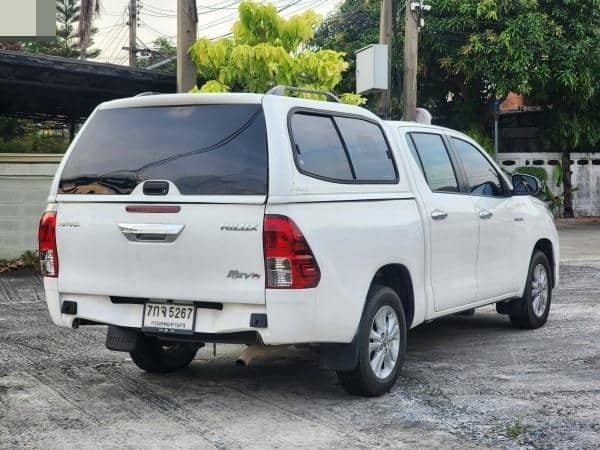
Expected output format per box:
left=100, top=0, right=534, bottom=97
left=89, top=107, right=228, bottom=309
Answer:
left=221, top=224, right=258, bottom=231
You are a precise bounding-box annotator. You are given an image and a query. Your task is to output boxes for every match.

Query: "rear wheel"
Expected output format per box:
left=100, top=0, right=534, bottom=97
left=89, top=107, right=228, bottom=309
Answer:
left=130, top=335, right=202, bottom=373
left=509, top=250, right=552, bottom=329
left=337, top=286, right=407, bottom=396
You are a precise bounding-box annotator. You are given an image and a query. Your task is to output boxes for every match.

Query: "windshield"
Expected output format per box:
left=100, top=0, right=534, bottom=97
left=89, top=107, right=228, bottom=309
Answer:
left=59, top=104, right=268, bottom=195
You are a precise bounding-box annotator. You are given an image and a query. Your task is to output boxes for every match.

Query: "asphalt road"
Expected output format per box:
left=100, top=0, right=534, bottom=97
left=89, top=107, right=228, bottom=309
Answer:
left=1, top=224, right=599, bottom=449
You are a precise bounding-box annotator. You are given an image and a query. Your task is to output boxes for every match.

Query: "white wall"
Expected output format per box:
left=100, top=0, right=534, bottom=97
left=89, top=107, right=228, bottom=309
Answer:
left=497, top=152, right=600, bottom=217
left=0, top=154, right=60, bottom=259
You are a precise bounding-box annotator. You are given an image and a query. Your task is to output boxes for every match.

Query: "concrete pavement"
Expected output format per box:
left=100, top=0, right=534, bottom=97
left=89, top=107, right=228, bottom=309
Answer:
left=1, top=223, right=599, bottom=449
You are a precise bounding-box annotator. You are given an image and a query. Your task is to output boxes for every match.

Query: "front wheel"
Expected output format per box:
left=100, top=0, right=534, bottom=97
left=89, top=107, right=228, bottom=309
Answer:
left=337, top=286, right=407, bottom=396
left=509, top=250, right=552, bottom=329
left=130, top=335, right=202, bottom=373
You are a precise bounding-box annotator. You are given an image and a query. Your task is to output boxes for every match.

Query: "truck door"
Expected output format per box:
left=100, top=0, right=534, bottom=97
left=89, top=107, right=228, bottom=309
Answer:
left=406, top=132, right=480, bottom=311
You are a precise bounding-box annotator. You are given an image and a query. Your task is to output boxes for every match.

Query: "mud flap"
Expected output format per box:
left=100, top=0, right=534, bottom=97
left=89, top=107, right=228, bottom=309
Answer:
left=319, top=334, right=360, bottom=371
left=496, top=298, right=523, bottom=315
left=106, top=325, right=140, bottom=352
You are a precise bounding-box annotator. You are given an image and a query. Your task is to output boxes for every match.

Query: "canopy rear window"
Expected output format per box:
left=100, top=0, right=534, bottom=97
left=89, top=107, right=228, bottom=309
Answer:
left=59, top=104, right=268, bottom=195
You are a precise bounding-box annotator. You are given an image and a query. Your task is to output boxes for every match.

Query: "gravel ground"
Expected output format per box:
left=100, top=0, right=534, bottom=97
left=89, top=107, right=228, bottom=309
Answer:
left=1, top=225, right=599, bottom=449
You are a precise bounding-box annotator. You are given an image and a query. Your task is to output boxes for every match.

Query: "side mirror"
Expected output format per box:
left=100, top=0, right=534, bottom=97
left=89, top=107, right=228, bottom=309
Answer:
left=512, top=173, right=540, bottom=196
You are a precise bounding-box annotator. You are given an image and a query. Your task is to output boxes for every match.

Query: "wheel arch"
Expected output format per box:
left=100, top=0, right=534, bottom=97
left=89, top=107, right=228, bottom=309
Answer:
left=319, top=263, right=415, bottom=372
left=369, top=263, right=415, bottom=328
left=534, top=238, right=556, bottom=287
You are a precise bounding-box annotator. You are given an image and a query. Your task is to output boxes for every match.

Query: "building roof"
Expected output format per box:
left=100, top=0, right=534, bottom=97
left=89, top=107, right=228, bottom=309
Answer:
left=0, top=50, right=176, bottom=122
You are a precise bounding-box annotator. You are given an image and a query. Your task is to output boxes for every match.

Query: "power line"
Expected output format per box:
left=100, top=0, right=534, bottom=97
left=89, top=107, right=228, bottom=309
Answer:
left=98, top=0, right=341, bottom=65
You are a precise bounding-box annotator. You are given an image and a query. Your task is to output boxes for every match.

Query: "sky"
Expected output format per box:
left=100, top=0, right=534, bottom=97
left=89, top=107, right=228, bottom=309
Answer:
left=94, top=0, right=342, bottom=65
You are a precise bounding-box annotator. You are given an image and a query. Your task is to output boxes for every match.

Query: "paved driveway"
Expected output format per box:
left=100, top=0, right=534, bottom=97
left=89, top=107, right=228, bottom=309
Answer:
left=1, top=224, right=599, bottom=449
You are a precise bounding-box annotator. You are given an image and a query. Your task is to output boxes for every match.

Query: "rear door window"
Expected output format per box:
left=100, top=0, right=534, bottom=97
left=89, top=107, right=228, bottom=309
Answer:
left=59, top=104, right=268, bottom=195
left=289, top=113, right=353, bottom=181
left=333, top=117, right=396, bottom=181
left=408, top=133, right=459, bottom=192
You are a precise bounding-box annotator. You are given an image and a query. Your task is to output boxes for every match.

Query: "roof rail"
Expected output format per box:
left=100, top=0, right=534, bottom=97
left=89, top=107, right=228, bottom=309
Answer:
left=135, top=91, right=161, bottom=97
left=266, top=85, right=341, bottom=103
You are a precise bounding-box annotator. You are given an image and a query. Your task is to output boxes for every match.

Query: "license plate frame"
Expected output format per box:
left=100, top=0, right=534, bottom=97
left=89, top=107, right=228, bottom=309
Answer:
left=142, top=302, right=196, bottom=335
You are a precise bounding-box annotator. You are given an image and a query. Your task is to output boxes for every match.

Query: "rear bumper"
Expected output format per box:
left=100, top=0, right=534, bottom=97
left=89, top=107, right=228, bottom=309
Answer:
left=43, top=279, right=338, bottom=345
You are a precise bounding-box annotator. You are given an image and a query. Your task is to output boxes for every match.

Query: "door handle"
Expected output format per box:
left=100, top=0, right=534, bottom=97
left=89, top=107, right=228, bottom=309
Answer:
left=118, top=223, right=185, bottom=242
left=479, top=210, right=493, bottom=220
left=431, top=210, right=448, bottom=221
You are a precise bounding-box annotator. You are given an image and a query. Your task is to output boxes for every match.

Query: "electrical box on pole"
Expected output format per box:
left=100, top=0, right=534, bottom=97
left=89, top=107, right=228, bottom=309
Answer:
left=355, top=44, right=389, bottom=94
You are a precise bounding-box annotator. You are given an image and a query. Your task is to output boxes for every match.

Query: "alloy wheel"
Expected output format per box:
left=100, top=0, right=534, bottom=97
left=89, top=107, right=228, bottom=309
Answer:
left=368, top=305, right=401, bottom=379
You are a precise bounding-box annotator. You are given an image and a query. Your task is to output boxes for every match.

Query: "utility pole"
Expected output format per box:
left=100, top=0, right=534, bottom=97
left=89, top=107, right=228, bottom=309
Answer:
left=402, top=0, right=419, bottom=121
left=128, top=0, right=137, bottom=68
left=377, top=0, right=393, bottom=119
left=177, top=0, right=198, bottom=93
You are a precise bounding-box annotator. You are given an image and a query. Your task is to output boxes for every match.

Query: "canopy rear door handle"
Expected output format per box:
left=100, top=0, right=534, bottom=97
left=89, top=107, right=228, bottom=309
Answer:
left=431, top=210, right=448, bottom=221
left=118, top=223, right=185, bottom=242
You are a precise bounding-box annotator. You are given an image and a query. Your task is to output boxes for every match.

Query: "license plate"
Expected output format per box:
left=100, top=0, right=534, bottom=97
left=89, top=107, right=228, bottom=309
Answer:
left=142, top=303, right=196, bottom=335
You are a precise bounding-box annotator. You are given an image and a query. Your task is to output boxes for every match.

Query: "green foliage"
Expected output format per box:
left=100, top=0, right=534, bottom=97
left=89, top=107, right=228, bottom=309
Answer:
left=137, top=37, right=176, bottom=73
left=189, top=1, right=363, bottom=104
left=0, top=134, right=68, bottom=154
left=506, top=420, right=524, bottom=439
left=316, top=0, right=600, bottom=143
left=339, top=93, right=366, bottom=106
left=426, top=0, right=600, bottom=151
left=0, top=118, right=69, bottom=153
left=0, top=117, right=26, bottom=141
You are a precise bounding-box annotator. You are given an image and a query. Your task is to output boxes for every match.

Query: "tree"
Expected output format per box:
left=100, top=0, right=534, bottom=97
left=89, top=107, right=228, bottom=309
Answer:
left=19, top=0, right=99, bottom=58
left=316, top=0, right=600, bottom=216
left=424, top=0, right=600, bottom=217
left=312, top=0, right=379, bottom=99
left=313, top=1, right=491, bottom=130
left=189, top=1, right=364, bottom=105
left=137, top=37, right=177, bottom=73
left=79, top=0, right=101, bottom=59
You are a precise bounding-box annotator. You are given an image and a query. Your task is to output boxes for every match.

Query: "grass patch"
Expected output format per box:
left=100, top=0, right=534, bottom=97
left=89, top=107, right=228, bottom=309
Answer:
left=506, top=420, right=524, bottom=439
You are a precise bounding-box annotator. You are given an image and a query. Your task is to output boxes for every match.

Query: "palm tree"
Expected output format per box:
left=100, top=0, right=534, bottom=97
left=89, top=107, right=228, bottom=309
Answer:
left=78, top=0, right=101, bottom=60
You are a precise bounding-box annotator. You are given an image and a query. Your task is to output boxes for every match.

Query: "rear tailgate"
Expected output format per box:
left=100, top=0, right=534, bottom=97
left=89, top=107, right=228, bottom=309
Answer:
left=54, top=101, right=268, bottom=304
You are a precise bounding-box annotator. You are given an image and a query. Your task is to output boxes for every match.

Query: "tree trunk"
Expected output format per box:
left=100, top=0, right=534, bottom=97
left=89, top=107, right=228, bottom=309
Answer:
left=562, top=150, right=574, bottom=218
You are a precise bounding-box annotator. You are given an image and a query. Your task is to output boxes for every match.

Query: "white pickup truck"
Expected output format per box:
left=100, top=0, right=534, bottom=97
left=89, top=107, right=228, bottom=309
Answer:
left=39, top=88, right=559, bottom=396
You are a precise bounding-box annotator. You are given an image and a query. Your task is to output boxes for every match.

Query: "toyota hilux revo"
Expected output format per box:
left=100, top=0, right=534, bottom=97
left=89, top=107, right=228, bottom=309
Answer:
left=39, top=88, right=559, bottom=396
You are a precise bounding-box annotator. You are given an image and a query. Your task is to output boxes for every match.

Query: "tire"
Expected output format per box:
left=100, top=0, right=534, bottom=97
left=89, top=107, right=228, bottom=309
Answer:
left=130, top=335, right=202, bottom=373
left=509, top=250, right=552, bottom=329
left=337, top=285, right=407, bottom=397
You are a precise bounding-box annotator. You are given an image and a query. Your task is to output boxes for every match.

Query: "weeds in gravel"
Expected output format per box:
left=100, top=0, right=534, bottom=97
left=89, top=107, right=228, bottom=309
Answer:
left=506, top=420, right=524, bottom=439
left=0, top=251, right=40, bottom=273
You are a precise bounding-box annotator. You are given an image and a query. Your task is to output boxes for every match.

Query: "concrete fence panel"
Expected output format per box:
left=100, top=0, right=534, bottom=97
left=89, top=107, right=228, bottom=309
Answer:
left=0, top=154, right=61, bottom=259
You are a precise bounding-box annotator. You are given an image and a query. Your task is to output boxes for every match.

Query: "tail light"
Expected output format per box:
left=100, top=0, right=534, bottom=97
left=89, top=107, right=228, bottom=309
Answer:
left=263, top=215, right=320, bottom=289
left=38, top=211, right=58, bottom=277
